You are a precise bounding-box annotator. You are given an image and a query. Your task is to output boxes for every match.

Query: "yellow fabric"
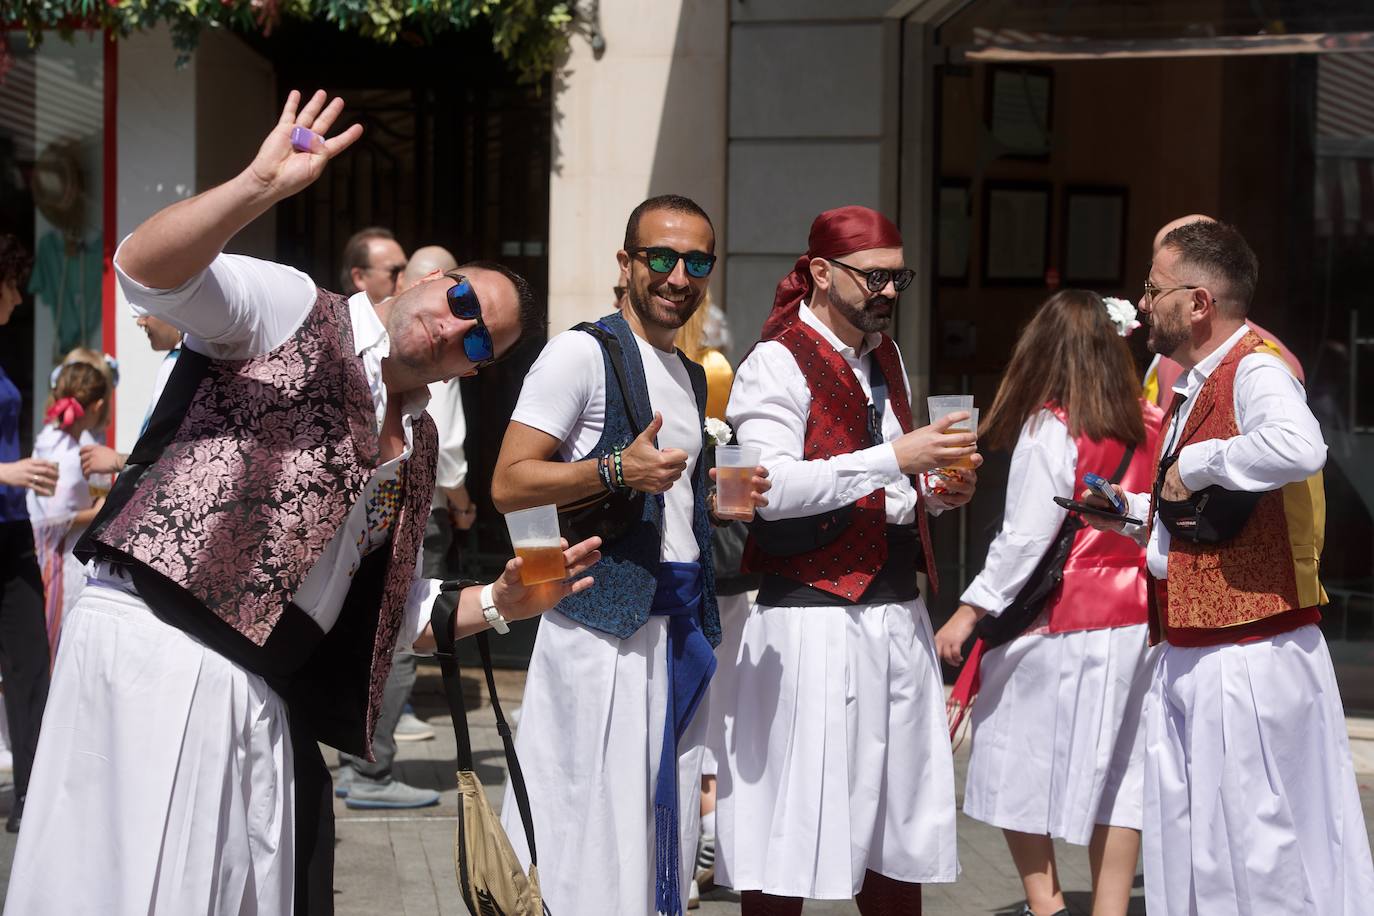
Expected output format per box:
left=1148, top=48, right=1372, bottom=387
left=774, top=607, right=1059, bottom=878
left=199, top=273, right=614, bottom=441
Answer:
left=1263, top=339, right=1327, bottom=609
left=1142, top=361, right=1160, bottom=405
left=701, top=348, right=734, bottom=421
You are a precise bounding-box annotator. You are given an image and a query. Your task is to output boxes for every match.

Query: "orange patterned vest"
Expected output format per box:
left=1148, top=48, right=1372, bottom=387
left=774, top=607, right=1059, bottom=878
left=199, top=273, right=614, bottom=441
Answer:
left=1147, top=330, right=1327, bottom=646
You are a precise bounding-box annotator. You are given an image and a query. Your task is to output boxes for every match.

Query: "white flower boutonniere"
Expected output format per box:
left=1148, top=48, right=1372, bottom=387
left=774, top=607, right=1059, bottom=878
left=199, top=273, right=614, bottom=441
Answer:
left=704, top=417, right=733, bottom=448
left=1103, top=296, right=1141, bottom=337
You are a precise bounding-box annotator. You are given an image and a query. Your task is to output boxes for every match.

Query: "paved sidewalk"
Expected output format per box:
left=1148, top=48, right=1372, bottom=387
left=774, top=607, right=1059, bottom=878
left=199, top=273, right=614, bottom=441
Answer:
left=2, top=664, right=1372, bottom=914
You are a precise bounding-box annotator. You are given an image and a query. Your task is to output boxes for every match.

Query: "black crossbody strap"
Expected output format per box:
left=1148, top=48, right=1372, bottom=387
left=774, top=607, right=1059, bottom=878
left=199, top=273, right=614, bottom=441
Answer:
left=575, top=321, right=647, bottom=435
left=1109, top=444, right=1136, bottom=485
left=430, top=583, right=539, bottom=865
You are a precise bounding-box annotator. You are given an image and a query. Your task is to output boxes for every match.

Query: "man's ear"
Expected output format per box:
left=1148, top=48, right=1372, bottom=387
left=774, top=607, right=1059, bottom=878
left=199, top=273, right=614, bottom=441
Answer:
left=809, top=257, right=832, bottom=294
left=349, top=266, right=368, bottom=293
left=1190, top=286, right=1217, bottom=323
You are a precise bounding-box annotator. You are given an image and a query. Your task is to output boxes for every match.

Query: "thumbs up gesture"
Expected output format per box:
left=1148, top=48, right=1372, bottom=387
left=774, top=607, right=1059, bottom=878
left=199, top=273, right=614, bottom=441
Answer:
left=620, top=412, right=689, bottom=494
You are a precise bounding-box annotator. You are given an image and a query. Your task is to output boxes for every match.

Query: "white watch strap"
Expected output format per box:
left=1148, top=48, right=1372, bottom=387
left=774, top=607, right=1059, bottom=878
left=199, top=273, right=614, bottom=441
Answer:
left=480, top=583, right=510, bottom=635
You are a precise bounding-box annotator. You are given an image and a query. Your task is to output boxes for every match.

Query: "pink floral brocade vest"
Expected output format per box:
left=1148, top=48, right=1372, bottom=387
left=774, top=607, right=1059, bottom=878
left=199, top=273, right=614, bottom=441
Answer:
left=77, top=287, right=438, bottom=757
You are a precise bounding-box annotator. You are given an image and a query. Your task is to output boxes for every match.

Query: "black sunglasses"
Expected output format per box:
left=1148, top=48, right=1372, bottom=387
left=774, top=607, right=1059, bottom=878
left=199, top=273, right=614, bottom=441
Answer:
left=629, top=246, right=716, bottom=279
left=828, top=258, right=914, bottom=293
left=372, top=263, right=406, bottom=282
left=444, top=272, right=496, bottom=367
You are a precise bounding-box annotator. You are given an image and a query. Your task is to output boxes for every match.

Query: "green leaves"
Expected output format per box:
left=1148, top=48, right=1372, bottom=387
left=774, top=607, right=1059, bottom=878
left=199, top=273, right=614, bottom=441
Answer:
left=6, top=0, right=575, bottom=83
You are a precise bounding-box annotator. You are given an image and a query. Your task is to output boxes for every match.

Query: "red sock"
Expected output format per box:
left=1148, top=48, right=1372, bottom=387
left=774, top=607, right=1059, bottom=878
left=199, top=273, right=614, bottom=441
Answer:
left=854, top=869, right=922, bottom=916
left=740, top=890, right=805, bottom=916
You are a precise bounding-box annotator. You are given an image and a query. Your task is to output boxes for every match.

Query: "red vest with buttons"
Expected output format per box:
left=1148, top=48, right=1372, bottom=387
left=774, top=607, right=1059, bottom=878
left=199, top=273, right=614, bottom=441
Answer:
left=741, top=319, right=938, bottom=602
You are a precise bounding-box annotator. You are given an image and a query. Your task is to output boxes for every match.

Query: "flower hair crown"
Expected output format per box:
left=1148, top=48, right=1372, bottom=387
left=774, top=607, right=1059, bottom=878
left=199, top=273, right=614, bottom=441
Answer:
left=1102, top=296, right=1140, bottom=337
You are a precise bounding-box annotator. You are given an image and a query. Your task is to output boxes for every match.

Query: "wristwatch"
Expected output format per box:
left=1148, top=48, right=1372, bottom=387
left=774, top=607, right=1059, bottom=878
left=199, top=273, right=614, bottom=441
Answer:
left=480, top=583, right=510, bottom=635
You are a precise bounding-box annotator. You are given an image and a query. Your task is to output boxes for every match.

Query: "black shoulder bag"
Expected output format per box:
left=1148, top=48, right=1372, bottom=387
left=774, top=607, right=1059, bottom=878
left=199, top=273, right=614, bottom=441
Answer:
left=975, top=443, right=1136, bottom=650
left=557, top=322, right=646, bottom=546
left=431, top=587, right=550, bottom=914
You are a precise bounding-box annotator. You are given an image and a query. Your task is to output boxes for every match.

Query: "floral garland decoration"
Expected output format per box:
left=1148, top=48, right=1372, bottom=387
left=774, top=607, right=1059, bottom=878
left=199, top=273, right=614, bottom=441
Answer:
left=2, top=0, right=575, bottom=84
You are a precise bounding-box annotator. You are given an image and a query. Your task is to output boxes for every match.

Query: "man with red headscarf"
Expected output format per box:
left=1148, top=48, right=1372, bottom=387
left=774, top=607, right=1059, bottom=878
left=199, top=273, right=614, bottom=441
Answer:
left=714, top=206, right=979, bottom=914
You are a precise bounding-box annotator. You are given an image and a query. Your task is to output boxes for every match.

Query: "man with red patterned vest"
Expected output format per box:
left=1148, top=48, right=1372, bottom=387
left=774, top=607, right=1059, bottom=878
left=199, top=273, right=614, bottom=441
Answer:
left=1141, top=214, right=1304, bottom=411
left=1084, top=219, right=1374, bottom=915
left=716, top=206, right=979, bottom=915
left=5, top=91, right=602, bottom=916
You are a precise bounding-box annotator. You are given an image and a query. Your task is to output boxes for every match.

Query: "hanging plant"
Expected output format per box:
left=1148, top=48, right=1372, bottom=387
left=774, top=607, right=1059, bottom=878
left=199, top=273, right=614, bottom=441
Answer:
left=2, top=0, right=576, bottom=84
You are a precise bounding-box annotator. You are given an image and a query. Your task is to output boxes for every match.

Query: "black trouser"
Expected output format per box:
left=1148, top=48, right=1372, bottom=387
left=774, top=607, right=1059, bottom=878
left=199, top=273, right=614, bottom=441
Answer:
left=292, top=709, right=335, bottom=916
left=0, top=520, right=51, bottom=803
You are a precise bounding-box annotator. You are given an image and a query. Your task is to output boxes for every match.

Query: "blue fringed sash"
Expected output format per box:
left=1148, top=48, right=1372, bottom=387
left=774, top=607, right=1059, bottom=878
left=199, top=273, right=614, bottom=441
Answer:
left=648, top=560, right=716, bottom=916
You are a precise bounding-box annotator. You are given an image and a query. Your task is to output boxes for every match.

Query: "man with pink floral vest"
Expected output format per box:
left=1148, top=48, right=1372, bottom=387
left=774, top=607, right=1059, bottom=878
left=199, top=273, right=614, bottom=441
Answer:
left=5, top=91, right=601, bottom=916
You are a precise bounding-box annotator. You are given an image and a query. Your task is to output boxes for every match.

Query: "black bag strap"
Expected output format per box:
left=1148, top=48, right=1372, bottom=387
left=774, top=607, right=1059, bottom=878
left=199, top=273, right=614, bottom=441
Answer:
left=574, top=321, right=648, bottom=435
left=431, top=583, right=539, bottom=865
left=1108, top=443, right=1137, bottom=485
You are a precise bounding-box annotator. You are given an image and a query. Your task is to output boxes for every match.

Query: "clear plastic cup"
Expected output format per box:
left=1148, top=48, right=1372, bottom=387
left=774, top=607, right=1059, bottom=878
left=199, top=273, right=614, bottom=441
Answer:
left=714, top=445, right=761, bottom=521
left=928, top=396, right=978, bottom=471
left=504, top=504, right=567, bottom=586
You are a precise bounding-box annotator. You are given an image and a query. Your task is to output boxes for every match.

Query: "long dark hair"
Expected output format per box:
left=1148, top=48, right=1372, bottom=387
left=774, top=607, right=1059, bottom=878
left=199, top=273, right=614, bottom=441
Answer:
left=981, top=289, right=1146, bottom=450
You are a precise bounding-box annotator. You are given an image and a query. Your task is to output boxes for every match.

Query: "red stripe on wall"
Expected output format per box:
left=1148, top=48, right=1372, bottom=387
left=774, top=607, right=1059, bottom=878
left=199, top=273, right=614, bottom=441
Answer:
left=102, top=30, right=117, bottom=442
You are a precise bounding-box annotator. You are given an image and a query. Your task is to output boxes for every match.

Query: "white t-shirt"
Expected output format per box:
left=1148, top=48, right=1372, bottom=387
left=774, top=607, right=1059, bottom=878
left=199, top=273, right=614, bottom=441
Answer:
left=512, top=329, right=702, bottom=564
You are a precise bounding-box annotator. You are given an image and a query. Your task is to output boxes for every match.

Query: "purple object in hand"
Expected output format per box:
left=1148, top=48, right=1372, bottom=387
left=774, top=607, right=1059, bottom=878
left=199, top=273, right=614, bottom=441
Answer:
left=290, top=126, right=321, bottom=153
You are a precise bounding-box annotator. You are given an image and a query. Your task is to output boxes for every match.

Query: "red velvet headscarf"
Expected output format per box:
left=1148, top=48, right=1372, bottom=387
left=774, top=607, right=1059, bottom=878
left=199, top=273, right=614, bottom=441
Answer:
left=763, top=205, right=904, bottom=339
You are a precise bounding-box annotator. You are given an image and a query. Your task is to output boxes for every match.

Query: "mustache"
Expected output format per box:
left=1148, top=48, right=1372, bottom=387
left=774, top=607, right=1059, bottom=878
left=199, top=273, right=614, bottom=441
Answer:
left=866, top=295, right=896, bottom=311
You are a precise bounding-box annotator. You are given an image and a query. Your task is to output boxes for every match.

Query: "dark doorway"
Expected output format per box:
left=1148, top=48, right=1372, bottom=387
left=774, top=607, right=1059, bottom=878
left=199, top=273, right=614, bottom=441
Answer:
left=248, top=22, right=553, bottom=664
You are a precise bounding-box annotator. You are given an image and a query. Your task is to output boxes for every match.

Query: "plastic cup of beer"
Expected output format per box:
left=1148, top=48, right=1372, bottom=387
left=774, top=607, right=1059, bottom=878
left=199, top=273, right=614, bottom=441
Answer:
left=504, top=504, right=567, bottom=586
left=714, top=445, right=761, bottom=522
left=928, top=396, right=977, bottom=472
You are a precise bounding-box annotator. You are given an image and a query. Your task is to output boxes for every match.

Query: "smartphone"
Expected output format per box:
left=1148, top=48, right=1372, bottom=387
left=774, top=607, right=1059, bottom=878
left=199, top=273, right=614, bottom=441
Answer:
left=1082, top=472, right=1126, bottom=513
left=1052, top=496, right=1143, bottom=526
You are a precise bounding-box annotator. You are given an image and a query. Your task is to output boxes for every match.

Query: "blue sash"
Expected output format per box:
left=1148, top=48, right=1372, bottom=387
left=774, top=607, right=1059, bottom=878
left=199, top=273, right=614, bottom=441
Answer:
left=649, top=560, right=716, bottom=916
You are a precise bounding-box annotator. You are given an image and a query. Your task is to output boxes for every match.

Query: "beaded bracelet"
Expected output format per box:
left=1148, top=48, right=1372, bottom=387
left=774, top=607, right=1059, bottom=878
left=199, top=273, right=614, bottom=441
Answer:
left=612, top=445, right=626, bottom=489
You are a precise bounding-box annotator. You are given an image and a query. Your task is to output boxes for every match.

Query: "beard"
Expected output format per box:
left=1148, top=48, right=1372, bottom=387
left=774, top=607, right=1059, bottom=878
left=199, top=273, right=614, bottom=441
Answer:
left=1146, top=306, right=1189, bottom=356
left=627, top=278, right=700, bottom=331
left=831, top=283, right=895, bottom=334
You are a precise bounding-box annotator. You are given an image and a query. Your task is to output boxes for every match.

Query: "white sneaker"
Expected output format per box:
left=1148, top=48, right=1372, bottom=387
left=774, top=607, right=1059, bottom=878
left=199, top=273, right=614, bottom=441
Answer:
left=394, top=711, right=436, bottom=742
left=687, top=878, right=700, bottom=909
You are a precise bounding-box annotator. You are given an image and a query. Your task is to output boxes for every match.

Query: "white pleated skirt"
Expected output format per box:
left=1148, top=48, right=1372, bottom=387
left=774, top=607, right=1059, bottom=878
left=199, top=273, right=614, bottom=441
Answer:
left=1143, top=624, right=1374, bottom=916
left=501, top=609, right=705, bottom=916
left=962, top=623, right=1155, bottom=845
left=702, top=591, right=752, bottom=777
left=5, top=583, right=294, bottom=916
left=715, top=597, right=958, bottom=899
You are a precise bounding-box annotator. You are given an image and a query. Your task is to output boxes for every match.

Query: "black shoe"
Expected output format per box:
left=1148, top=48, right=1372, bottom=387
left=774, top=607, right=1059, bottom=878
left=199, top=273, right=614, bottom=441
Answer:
left=6, top=794, right=24, bottom=833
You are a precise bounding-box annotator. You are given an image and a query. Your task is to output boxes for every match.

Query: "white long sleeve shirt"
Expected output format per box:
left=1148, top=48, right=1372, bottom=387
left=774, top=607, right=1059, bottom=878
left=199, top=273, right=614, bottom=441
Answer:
left=961, top=410, right=1075, bottom=615
left=727, top=302, right=949, bottom=524
left=1124, top=323, right=1327, bottom=580
left=106, top=245, right=441, bottom=651
left=427, top=377, right=469, bottom=511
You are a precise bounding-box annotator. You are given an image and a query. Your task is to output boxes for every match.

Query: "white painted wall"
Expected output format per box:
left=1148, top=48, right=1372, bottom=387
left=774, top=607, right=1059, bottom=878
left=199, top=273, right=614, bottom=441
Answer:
left=546, top=0, right=729, bottom=334
left=110, top=28, right=275, bottom=451
left=113, top=27, right=196, bottom=451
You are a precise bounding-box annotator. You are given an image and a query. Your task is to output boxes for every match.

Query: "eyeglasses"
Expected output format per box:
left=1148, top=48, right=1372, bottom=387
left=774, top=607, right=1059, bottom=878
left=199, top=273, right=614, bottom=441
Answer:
left=444, top=272, right=496, bottom=367
left=370, top=263, right=406, bottom=282
left=629, top=246, right=716, bottom=279
left=828, top=258, right=914, bottom=293
left=1141, top=279, right=1200, bottom=305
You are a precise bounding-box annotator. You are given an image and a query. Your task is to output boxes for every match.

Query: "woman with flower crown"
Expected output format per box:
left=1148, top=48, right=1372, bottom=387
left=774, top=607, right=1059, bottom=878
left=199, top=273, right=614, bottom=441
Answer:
left=934, top=290, right=1163, bottom=916
left=28, top=359, right=111, bottom=663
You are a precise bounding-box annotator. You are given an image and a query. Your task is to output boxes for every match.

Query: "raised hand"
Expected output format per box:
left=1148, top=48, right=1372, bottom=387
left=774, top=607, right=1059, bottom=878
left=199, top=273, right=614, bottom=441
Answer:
left=243, top=89, right=364, bottom=205
left=620, top=412, right=689, bottom=495
left=890, top=411, right=979, bottom=476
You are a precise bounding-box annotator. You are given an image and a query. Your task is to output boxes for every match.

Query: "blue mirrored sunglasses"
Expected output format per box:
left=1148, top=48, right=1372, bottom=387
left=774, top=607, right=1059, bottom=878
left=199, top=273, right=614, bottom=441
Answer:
left=445, top=274, right=495, bottom=367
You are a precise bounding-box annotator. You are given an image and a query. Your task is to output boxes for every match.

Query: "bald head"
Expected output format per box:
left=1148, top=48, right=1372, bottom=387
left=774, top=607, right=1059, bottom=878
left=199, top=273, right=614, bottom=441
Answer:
left=398, top=245, right=459, bottom=292
left=1153, top=214, right=1215, bottom=253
